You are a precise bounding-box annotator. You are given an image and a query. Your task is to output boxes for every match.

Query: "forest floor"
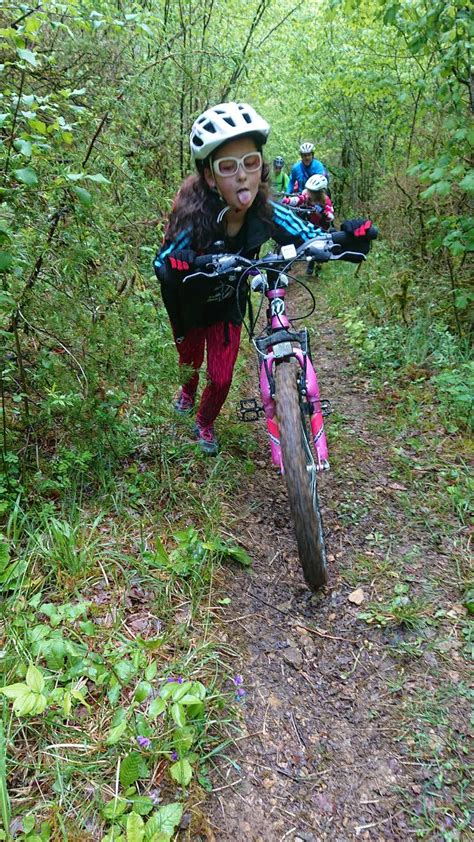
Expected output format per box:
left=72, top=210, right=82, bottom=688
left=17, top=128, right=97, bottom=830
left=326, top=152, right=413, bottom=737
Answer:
left=196, top=283, right=472, bottom=841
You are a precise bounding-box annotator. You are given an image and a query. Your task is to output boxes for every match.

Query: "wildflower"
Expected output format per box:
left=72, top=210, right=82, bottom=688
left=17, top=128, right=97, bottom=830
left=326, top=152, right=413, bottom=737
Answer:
left=236, top=687, right=246, bottom=698
left=136, top=735, right=151, bottom=749
left=171, top=750, right=178, bottom=761
left=150, top=789, right=161, bottom=806
left=233, top=675, right=243, bottom=686
left=167, top=676, right=184, bottom=684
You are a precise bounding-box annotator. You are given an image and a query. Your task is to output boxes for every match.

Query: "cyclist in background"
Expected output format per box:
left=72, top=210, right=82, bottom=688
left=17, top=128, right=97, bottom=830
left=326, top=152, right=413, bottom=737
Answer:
left=283, top=174, right=334, bottom=230
left=288, top=142, right=327, bottom=195
left=283, top=174, right=335, bottom=276
left=271, top=156, right=289, bottom=195
left=153, top=103, right=325, bottom=456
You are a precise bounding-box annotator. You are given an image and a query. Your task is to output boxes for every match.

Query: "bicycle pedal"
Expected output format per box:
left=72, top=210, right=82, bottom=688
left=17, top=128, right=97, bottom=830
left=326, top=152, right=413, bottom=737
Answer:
left=239, top=398, right=264, bottom=422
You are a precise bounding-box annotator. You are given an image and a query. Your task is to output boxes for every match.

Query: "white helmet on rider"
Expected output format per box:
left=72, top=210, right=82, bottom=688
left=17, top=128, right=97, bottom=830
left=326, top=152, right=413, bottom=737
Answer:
left=299, top=142, right=315, bottom=155
left=190, top=102, right=270, bottom=162
left=305, top=174, right=328, bottom=192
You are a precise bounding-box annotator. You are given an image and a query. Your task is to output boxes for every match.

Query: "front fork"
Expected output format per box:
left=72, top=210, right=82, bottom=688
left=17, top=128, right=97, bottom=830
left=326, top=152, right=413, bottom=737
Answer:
left=260, top=350, right=330, bottom=473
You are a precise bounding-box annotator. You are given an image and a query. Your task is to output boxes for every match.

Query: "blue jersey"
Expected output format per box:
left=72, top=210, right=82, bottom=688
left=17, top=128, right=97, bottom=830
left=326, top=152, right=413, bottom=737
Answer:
left=287, top=158, right=325, bottom=194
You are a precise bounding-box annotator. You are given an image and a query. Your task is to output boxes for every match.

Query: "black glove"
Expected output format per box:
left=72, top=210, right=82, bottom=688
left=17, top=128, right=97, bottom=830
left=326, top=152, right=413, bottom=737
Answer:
left=341, top=218, right=372, bottom=237
left=165, top=249, right=196, bottom=274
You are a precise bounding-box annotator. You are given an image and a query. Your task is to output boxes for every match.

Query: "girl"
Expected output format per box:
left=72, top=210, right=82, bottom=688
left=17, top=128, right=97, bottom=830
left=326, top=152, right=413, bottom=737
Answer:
left=283, top=174, right=334, bottom=230
left=154, top=102, right=325, bottom=455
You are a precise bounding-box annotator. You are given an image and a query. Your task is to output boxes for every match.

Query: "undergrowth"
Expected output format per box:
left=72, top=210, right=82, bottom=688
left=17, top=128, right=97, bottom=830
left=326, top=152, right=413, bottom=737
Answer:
left=0, top=312, right=256, bottom=840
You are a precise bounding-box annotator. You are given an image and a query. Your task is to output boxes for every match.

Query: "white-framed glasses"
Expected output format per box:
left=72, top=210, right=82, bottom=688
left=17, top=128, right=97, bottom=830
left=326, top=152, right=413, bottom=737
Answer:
left=212, top=151, right=263, bottom=177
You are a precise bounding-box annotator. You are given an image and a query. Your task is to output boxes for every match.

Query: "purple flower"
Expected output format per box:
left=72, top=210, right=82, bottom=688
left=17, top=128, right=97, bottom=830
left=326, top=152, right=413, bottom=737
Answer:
left=235, top=687, right=246, bottom=698
left=167, top=676, right=184, bottom=684
left=171, top=750, right=178, bottom=761
left=136, top=735, right=151, bottom=749
left=150, top=789, right=161, bottom=806
left=233, top=675, right=244, bottom=686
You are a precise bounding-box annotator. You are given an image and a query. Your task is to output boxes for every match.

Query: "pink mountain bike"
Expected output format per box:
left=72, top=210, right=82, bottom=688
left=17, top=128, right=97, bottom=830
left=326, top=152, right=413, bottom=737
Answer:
left=192, top=227, right=377, bottom=590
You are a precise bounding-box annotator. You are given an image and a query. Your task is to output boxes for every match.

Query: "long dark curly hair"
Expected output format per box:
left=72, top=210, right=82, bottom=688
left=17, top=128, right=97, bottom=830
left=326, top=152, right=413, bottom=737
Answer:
left=165, top=141, right=272, bottom=251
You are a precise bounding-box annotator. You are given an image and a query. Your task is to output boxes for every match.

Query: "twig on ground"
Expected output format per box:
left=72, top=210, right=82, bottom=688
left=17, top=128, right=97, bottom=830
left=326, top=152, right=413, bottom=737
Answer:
left=211, top=778, right=243, bottom=793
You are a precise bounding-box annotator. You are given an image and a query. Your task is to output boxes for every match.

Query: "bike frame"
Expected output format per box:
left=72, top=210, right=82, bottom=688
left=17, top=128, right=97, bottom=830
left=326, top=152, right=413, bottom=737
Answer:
left=255, top=274, right=329, bottom=474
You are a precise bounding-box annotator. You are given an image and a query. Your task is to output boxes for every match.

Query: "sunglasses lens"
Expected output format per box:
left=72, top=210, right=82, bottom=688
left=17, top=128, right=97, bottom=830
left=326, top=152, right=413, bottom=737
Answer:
left=243, top=153, right=261, bottom=171
left=216, top=158, right=238, bottom=176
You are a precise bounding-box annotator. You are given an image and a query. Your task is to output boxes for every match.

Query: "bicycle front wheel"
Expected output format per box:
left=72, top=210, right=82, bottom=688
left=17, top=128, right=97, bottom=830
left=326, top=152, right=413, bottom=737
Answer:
left=275, top=358, right=327, bottom=590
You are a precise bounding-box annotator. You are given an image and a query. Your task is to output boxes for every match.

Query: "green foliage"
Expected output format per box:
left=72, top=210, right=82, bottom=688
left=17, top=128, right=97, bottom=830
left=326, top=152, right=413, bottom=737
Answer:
left=359, top=583, right=431, bottom=629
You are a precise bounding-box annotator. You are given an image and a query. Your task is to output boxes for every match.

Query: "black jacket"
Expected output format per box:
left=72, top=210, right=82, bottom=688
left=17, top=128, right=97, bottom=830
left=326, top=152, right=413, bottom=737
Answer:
left=154, top=201, right=319, bottom=337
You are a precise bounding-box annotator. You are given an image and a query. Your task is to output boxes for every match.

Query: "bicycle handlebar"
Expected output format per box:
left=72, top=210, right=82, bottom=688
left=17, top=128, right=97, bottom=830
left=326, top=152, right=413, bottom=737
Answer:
left=191, top=227, right=378, bottom=277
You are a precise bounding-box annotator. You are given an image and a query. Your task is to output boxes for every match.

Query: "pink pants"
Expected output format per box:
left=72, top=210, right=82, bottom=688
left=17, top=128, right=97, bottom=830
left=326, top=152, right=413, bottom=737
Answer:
left=176, top=322, right=242, bottom=427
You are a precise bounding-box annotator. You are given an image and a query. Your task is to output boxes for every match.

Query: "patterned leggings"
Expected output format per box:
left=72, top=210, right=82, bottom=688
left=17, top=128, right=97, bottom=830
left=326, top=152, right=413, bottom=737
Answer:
left=176, top=322, right=242, bottom=427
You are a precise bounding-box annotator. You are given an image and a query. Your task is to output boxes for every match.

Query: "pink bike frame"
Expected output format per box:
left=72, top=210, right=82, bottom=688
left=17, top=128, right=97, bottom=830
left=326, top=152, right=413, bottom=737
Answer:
left=257, top=286, right=329, bottom=473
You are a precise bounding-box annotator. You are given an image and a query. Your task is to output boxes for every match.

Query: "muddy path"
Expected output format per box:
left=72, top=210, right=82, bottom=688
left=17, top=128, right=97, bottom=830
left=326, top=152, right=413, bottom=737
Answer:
left=202, top=287, right=470, bottom=841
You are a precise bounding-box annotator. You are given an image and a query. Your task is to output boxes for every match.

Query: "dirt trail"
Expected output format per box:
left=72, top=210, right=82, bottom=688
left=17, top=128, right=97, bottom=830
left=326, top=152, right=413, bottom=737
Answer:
left=203, top=291, right=469, bottom=841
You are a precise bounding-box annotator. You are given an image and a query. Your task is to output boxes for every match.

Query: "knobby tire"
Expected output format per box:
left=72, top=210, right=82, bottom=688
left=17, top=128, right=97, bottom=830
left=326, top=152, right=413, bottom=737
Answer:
left=275, top=358, right=327, bottom=590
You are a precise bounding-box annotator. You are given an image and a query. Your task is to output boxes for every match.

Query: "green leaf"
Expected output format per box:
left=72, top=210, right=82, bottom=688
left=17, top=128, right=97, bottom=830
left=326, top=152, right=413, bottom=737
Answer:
left=13, top=689, right=45, bottom=716
left=172, top=726, right=195, bottom=754
left=106, top=719, right=127, bottom=745
left=26, top=664, right=45, bottom=693
left=0, top=682, right=30, bottom=700
left=65, top=173, right=84, bottom=181
left=148, top=698, right=166, bottom=719
left=159, top=681, right=192, bottom=701
left=134, top=681, right=152, bottom=702
left=126, top=812, right=145, bottom=842
left=169, top=758, right=192, bottom=786
left=22, top=815, right=36, bottom=834
left=145, top=661, right=157, bottom=681
left=170, top=703, right=186, bottom=728
left=84, top=173, right=111, bottom=184
left=13, top=167, right=38, bottom=186
left=102, top=797, right=128, bottom=820
left=13, top=138, right=32, bottom=157
left=17, top=48, right=37, bottom=66
left=130, top=796, right=155, bottom=816
left=28, top=118, right=47, bottom=135
left=0, top=252, right=13, bottom=271
left=71, top=186, right=93, bottom=206
left=119, top=752, right=142, bottom=788
left=459, top=172, right=474, bottom=193
left=115, top=660, right=136, bottom=684
left=144, top=803, right=183, bottom=840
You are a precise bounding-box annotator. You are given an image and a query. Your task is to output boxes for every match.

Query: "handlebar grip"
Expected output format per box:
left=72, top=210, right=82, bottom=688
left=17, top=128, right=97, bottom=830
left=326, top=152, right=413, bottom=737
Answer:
left=194, top=254, right=215, bottom=270
left=332, top=226, right=378, bottom=247
left=365, top=225, right=378, bottom=240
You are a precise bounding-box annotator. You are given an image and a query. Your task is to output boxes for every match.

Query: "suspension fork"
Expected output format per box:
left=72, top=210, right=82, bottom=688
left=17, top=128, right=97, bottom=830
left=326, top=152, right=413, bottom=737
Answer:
left=260, top=348, right=329, bottom=472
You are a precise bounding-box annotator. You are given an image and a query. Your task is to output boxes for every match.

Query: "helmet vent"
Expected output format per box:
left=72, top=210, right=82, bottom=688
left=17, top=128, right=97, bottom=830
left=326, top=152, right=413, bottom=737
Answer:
left=223, top=116, right=236, bottom=127
left=204, top=121, right=216, bottom=133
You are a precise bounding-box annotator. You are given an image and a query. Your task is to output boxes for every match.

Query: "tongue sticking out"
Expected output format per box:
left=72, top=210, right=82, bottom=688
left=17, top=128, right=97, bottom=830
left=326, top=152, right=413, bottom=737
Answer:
left=237, top=189, right=252, bottom=207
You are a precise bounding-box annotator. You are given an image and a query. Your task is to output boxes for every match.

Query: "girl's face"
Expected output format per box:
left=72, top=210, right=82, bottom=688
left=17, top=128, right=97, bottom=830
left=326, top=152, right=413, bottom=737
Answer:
left=307, top=189, right=324, bottom=203
left=204, top=136, right=262, bottom=214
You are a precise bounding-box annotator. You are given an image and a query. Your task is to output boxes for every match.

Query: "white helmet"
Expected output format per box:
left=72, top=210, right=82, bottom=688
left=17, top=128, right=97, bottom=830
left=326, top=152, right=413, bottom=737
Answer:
left=300, top=142, right=315, bottom=154
left=190, top=102, right=270, bottom=161
left=305, top=174, right=328, bottom=191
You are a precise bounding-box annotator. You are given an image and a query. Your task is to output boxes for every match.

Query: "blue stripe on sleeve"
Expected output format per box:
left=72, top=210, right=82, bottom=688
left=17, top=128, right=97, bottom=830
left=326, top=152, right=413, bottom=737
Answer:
left=270, top=201, right=318, bottom=241
left=153, top=227, right=193, bottom=269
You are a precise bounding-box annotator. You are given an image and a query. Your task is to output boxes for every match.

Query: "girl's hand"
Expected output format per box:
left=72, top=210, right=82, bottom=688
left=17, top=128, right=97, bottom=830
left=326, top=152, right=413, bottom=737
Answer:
left=341, top=218, right=372, bottom=237
left=166, top=249, right=197, bottom=273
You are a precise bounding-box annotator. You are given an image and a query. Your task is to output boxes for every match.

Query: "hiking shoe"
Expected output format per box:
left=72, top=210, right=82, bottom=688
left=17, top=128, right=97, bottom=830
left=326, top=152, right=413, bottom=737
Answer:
left=194, top=422, right=219, bottom=456
left=174, top=390, right=195, bottom=415
left=306, top=261, right=315, bottom=276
